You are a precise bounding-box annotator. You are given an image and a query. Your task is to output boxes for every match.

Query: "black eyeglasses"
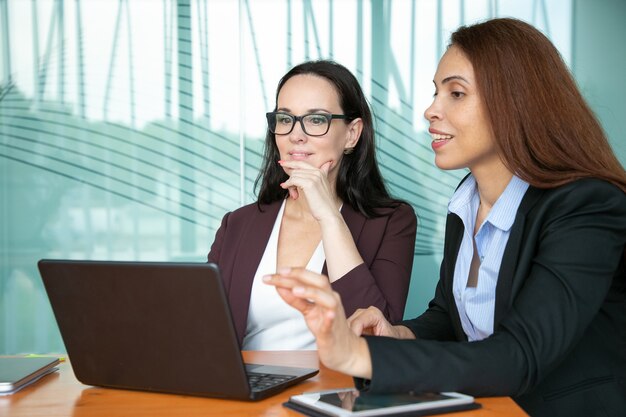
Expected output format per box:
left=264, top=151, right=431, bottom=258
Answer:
left=266, top=112, right=348, bottom=137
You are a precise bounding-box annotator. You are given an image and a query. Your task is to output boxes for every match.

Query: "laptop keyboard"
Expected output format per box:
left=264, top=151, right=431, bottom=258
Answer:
left=247, top=372, right=296, bottom=392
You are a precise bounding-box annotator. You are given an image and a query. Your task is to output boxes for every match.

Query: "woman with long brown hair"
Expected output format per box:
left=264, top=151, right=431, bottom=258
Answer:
left=208, top=60, right=416, bottom=351
left=265, top=18, right=626, bottom=417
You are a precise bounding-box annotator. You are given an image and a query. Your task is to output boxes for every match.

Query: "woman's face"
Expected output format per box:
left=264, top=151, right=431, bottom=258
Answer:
left=274, top=74, right=361, bottom=179
left=424, top=45, right=505, bottom=175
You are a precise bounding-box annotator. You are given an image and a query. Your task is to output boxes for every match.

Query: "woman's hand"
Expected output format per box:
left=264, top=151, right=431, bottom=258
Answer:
left=278, top=159, right=365, bottom=282
left=348, top=307, right=416, bottom=340
left=263, top=267, right=373, bottom=378
left=278, top=160, right=339, bottom=222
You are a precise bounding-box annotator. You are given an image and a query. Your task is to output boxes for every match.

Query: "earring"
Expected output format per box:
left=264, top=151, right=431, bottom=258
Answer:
left=343, top=147, right=355, bottom=155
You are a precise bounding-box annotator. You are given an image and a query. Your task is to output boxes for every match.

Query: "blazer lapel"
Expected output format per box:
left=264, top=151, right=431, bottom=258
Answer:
left=443, top=212, right=467, bottom=341
left=493, top=186, right=545, bottom=329
left=228, top=201, right=282, bottom=342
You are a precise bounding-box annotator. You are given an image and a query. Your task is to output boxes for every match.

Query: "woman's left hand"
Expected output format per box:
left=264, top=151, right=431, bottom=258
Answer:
left=263, top=267, right=373, bottom=378
left=278, top=160, right=339, bottom=222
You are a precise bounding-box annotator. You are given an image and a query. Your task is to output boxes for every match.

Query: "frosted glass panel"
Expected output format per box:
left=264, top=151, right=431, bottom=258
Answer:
left=0, top=0, right=594, bottom=354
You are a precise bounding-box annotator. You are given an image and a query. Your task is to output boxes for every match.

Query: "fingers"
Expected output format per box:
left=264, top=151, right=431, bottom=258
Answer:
left=263, top=268, right=337, bottom=310
left=319, top=160, right=332, bottom=174
left=265, top=268, right=370, bottom=376
left=278, top=161, right=339, bottom=218
left=287, top=186, right=299, bottom=200
left=347, top=308, right=371, bottom=335
left=278, top=159, right=334, bottom=171
left=280, top=170, right=327, bottom=190
left=266, top=268, right=341, bottom=335
left=277, top=267, right=333, bottom=288
left=346, top=306, right=388, bottom=336
left=275, top=286, right=315, bottom=312
left=278, top=160, right=333, bottom=191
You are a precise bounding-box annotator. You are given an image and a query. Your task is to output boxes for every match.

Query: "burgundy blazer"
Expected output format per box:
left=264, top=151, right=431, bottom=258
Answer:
left=208, top=200, right=417, bottom=346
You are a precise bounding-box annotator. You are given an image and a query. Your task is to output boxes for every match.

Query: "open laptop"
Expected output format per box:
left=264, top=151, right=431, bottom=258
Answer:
left=38, top=259, right=318, bottom=400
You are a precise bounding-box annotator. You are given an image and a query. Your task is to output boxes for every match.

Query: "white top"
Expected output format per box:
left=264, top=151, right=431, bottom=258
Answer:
left=242, top=200, right=326, bottom=350
left=448, top=175, right=529, bottom=341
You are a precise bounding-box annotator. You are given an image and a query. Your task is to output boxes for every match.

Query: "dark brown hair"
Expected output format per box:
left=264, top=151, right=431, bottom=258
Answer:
left=450, top=18, right=626, bottom=192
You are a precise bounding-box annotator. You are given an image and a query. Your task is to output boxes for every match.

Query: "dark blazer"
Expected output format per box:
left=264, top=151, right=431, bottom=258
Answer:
left=208, top=200, right=417, bottom=346
left=359, top=179, right=626, bottom=417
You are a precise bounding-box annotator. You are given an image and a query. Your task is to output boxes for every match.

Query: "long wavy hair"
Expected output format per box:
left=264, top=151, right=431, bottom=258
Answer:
left=450, top=18, right=626, bottom=192
left=255, top=60, right=401, bottom=217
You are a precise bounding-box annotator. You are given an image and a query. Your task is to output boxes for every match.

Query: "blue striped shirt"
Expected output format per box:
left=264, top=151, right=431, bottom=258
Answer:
left=448, top=175, right=529, bottom=341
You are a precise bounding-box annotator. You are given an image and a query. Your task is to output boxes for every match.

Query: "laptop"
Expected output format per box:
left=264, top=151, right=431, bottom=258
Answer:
left=38, top=259, right=318, bottom=400
left=0, top=356, right=60, bottom=395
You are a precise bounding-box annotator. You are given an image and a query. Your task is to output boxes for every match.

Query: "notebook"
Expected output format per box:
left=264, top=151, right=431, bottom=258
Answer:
left=38, top=259, right=318, bottom=400
left=0, top=356, right=60, bottom=395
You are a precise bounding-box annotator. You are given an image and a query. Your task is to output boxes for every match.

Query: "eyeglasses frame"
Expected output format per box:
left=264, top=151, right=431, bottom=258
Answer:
left=266, top=111, right=349, bottom=137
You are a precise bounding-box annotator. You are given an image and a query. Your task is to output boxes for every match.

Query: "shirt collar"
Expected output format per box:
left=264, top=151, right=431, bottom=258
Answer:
left=448, top=175, right=477, bottom=215
left=487, top=175, right=529, bottom=231
left=448, top=174, right=529, bottom=232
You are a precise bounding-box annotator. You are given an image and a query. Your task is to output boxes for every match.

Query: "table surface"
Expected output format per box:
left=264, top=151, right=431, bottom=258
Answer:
left=1, top=352, right=528, bottom=417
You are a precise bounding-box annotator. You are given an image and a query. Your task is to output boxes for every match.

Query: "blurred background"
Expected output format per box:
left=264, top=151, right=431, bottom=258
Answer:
left=1, top=0, right=624, bottom=354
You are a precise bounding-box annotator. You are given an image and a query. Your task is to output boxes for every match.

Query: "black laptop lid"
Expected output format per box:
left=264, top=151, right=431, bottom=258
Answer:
left=38, top=260, right=252, bottom=398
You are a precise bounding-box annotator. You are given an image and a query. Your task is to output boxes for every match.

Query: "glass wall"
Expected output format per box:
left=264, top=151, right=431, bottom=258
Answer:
left=0, top=0, right=619, bottom=355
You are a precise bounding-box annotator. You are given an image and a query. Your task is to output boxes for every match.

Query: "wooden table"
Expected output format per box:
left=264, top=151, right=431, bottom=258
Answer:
left=1, top=352, right=528, bottom=417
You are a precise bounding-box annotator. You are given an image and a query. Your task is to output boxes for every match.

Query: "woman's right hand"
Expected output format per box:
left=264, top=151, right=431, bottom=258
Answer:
left=278, top=159, right=339, bottom=222
left=263, top=267, right=373, bottom=378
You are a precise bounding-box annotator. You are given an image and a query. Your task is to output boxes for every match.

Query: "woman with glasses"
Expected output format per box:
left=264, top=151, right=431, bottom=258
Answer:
left=208, top=60, right=417, bottom=350
left=264, top=18, right=626, bottom=417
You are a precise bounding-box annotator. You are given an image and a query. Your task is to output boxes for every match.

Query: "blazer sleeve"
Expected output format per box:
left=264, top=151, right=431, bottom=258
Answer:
left=207, top=211, right=230, bottom=265
left=360, top=180, right=626, bottom=397
left=332, top=203, right=417, bottom=323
